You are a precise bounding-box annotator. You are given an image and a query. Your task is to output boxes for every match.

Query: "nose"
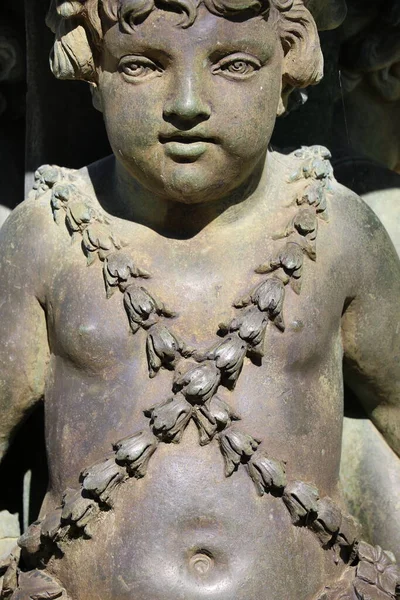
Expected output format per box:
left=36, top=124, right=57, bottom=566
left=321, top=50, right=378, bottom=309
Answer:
left=163, top=74, right=211, bottom=127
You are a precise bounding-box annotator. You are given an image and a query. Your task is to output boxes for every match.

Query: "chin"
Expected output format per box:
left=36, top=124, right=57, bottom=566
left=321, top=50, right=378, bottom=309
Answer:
left=137, top=160, right=245, bottom=205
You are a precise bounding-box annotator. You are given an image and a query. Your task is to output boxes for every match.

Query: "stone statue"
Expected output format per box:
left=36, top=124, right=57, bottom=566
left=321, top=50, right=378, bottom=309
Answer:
left=328, top=0, right=400, bottom=558
left=0, top=1, right=399, bottom=600
left=332, top=0, right=400, bottom=254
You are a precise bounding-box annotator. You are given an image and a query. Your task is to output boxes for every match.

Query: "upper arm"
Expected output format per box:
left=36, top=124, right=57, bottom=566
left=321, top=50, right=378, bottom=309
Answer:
left=341, top=195, right=400, bottom=456
left=0, top=199, right=51, bottom=461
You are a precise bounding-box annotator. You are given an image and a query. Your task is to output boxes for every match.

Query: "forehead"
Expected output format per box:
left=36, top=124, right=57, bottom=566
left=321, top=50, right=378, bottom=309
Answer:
left=103, top=6, right=279, bottom=60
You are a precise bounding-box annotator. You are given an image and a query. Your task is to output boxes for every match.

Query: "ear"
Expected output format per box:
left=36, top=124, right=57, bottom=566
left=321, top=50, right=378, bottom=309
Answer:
left=279, top=1, right=324, bottom=90
left=90, top=83, right=103, bottom=112
left=367, top=63, right=400, bottom=102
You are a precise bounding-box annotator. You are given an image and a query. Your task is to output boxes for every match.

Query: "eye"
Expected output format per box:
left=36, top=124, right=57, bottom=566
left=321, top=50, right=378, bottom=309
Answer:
left=119, top=56, right=162, bottom=81
left=212, top=53, right=262, bottom=80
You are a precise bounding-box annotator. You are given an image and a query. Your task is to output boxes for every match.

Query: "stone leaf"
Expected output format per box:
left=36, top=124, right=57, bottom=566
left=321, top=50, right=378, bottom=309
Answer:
left=10, top=570, right=66, bottom=600
left=311, top=497, right=342, bottom=545
left=113, top=430, right=158, bottom=477
left=18, top=522, right=42, bottom=556
left=40, top=511, right=62, bottom=542
left=144, top=394, right=192, bottom=443
left=209, top=335, right=247, bottom=389
left=50, top=183, right=77, bottom=223
left=283, top=481, right=319, bottom=525
left=336, top=513, right=361, bottom=551
left=193, top=396, right=240, bottom=446
left=219, top=428, right=260, bottom=477
left=354, top=580, right=392, bottom=600
left=82, top=223, right=121, bottom=263
left=65, top=201, right=95, bottom=234
left=256, top=242, right=304, bottom=294
left=173, top=361, right=221, bottom=404
left=80, top=458, right=124, bottom=507
left=247, top=451, right=287, bottom=496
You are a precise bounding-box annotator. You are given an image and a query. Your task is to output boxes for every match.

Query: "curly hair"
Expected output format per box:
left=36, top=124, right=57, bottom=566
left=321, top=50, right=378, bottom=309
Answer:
left=46, top=0, right=323, bottom=90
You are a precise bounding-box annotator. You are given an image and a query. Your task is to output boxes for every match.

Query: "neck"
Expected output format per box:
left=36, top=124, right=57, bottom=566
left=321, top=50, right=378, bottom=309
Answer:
left=334, top=84, right=399, bottom=171
left=94, top=153, right=274, bottom=239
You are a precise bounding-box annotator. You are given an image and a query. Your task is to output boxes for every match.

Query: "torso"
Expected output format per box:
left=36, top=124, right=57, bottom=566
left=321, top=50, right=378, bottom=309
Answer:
left=34, top=150, right=354, bottom=600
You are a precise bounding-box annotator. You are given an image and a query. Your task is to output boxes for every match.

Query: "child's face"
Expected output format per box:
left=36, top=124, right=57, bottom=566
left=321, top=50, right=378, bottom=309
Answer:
left=98, top=6, right=284, bottom=203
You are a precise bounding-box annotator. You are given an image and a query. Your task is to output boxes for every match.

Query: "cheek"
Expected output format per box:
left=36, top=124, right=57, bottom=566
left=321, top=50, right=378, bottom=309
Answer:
left=219, top=86, right=280, bottom=155
left=99, top=73, right=161, bottom=149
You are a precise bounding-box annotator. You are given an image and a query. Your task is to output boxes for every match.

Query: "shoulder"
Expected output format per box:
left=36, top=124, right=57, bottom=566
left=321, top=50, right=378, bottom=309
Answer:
left=0, top=164, right=90, bottom=297
left=328, top=178, right=400, bottom=300
left=272, top=145, right=399, bottom=291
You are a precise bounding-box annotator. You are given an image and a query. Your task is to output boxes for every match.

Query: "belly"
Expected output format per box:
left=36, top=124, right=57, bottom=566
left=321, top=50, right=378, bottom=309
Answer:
left=47, top=426, right=343, bottom=600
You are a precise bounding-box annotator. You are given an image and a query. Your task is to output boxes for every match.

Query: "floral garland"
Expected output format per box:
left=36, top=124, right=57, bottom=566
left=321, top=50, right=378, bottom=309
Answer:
left=6, top=147, right=399, bottom=600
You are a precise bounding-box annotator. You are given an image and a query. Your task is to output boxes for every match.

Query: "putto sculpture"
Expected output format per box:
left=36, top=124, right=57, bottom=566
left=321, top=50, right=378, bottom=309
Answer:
left=0, top=1, right=399, bottom=600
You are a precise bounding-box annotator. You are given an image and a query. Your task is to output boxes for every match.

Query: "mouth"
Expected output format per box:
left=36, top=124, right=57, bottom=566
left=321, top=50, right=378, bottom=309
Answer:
left=159, top=134, right=215, bottom=144
left=159, top=134, right=216, bottom=162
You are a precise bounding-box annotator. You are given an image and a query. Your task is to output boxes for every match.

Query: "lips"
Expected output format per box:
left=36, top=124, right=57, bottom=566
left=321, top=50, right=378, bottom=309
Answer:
left=159, top=133, right=215, bottom=144
left=159, top=133, right=216, bottom=161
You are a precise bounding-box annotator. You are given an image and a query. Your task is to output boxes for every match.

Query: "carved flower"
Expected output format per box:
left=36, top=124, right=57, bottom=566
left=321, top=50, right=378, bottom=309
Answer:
left=80, top=457, right=124, bottom=507
left=208, top=334, right=247, bottom=388
left=247, top=451, right=287, bottom=496
left=251, top=277, right=285, bottom=331
left=283, top=481, right=319, bottom=525
left=354, top=542, right=400, bottom=599
left=33, top=164, right=61, bottom=195
left=123, top=285, right=162, bottom=333
left=113, top=430, right=158, bottom=477
left=61, top=488, right=96, bottom=533
left=40, top=509, right=62, bottom=542
left=82, top=223, right=122, bottom=263
left=146, top=324, right=188, bottom=378
left=311, top=497, right=342, bottom=545
left=173, top=361, right=221, bottom=404
left=256, top=243, right=303, bottom=294
left=294, top=208, right=317, bottom=237
left=193, top=396, right=240, bottom=445
left=219, top=428, right=260, bottom=477
left=290, top=147, right=333, bottom=182
left=230, top=307, right=268, bottom=355
left=104, top=252, right=150, bottom=297
left=144, top=394, right=192, bottom=443
left=298, top=181, right=328, bottom=217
